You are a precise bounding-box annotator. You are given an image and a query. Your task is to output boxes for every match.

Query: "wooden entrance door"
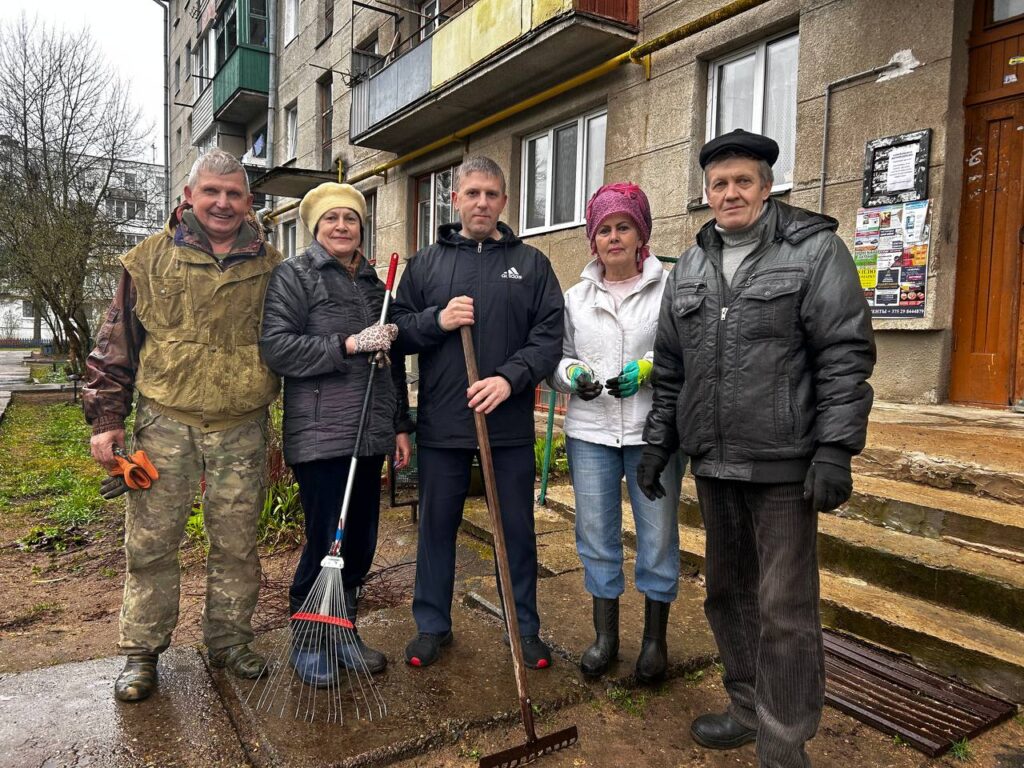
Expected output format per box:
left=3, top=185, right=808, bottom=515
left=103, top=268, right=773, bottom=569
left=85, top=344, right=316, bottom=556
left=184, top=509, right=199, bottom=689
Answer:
left=949, top=99, right=1024, bottom=406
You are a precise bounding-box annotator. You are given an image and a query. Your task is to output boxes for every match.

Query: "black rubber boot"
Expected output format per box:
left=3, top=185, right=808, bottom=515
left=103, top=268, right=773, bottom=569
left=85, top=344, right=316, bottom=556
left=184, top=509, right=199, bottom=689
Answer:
left=337, top=587, right=387, bottom=674
left=580, top=597, right=619, bottom=677
left=635, top=597, right=670, bottom=683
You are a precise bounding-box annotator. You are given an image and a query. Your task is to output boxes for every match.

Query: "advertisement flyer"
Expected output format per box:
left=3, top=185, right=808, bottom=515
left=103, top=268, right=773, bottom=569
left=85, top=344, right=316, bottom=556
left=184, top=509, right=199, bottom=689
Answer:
left=852, top=200, right=930, bottom=318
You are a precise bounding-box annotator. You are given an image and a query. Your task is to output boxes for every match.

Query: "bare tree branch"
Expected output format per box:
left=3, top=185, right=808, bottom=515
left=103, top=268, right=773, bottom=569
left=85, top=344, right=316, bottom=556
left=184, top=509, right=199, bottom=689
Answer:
left=0, top=14, right=154, bottom=371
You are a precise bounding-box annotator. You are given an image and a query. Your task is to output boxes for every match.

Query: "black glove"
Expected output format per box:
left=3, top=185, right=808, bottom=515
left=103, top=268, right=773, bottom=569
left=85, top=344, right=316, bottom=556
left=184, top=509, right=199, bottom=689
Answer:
left=100, top=474, right=130, bottom=500
left=567, top=364, right=603, bottom=401
left=636, top=445, right=670, bottom=501
left=575, top=378, right=603, bottom=401
left=803, top=460, right=852, bottom=512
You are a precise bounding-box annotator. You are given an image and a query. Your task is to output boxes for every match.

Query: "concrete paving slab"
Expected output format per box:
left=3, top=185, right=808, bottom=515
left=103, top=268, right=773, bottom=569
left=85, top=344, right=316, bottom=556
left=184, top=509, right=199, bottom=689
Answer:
left=217, top=604, right=590, bottom=768
left=459, top=497, right=584, bottom=576
left=0, top=647, right=248, bottom=768
left=467, top=569, right=718, bottom=685
left=459, top=497, right=573, bottom=539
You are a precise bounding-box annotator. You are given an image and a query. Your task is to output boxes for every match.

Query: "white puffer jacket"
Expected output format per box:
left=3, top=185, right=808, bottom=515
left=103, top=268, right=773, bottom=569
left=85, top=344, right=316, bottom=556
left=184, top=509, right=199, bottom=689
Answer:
left=552, top=255, right=669, bottom=447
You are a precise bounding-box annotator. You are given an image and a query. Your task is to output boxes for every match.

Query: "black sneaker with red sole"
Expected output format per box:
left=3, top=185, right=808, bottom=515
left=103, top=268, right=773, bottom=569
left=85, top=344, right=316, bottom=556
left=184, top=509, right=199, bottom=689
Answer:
left=404, top=630, right=454, bottom=667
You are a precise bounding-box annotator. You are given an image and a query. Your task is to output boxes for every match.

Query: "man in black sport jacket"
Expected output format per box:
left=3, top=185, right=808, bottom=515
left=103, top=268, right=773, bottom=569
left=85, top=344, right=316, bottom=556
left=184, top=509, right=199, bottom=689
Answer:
left=391, top=156, right=564, bottom=670
left=637, top=130, right=875, bottom=768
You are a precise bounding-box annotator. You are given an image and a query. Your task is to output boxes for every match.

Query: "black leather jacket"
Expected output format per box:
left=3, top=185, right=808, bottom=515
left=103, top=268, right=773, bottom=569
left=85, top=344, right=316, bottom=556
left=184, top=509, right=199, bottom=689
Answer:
left=642, top=199, right=876, bottom=482
left=260, top=242, right=414, bottom=466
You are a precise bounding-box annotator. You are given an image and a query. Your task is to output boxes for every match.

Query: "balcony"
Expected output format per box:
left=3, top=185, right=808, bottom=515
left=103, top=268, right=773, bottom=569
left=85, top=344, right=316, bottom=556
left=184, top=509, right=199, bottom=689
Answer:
left=212, top=46, right=269, bottom=125
left=350, top=0, right=638, bottom=153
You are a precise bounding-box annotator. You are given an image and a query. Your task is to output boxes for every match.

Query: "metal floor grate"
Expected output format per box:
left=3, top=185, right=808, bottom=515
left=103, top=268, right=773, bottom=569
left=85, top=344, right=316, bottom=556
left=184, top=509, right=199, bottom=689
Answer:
left=824, top=630, right=1017, bottom=757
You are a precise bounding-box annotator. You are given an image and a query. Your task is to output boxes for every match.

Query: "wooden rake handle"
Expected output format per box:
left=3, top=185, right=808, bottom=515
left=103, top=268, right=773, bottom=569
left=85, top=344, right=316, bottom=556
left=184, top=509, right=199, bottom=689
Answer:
left=460, top=325, right=538, bottom=742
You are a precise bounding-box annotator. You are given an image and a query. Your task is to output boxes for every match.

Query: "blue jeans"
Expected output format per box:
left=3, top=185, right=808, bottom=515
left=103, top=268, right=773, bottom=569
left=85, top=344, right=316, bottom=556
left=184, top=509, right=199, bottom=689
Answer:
left=566, top=437, right=683, bottom=603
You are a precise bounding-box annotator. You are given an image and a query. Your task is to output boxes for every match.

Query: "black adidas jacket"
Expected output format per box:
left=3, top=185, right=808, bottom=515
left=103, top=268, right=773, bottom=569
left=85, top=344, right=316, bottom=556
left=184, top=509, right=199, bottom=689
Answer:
left=391, top=222, right=564, bottom=449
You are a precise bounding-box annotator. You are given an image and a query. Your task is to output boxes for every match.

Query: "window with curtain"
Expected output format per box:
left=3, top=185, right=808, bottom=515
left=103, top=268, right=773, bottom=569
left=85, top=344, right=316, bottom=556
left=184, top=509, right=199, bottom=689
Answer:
left=285, top=104, right=298, bottom=159
left=363, top=192, right=377, bottom=265
left=706, top=30, right=799, bottom=189
left=284, top=0, right=298, bottom=43
left=416, top=165, right=458, bottom=251
left=281, top=221, right=297, bottom=259
left=318, top=74, right=334, bottom=171
left=993, top=0, right=1024, bottom=22
left=520, top=109, right=606, bottom=235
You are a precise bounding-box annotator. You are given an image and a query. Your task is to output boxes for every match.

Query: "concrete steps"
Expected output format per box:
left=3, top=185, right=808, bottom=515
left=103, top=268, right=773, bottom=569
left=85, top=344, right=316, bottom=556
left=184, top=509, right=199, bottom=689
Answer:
left=672, top=477, right=1024, bottom=630
left=542, top=482, right=1024, bottom=703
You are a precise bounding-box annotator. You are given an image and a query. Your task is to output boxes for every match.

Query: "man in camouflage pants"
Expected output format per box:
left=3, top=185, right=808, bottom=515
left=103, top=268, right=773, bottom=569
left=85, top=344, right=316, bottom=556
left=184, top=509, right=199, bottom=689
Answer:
left=83, top=149, right=282, bottom=703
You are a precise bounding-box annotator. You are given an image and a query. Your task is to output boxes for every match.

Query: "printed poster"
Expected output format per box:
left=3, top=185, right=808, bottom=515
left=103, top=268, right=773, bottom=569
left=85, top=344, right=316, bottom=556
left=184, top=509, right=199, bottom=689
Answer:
left=851, top=200, right=930, bottom=318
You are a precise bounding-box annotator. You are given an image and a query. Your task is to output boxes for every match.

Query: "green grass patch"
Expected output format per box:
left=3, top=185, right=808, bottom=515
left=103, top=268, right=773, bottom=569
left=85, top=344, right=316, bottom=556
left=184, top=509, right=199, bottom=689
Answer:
left=949, top=737, right=972, bottom=762
left=184, top=477, right=304, bottom=549
left=27, top=364, right=66, bottom=384
left=607, top=685, right=649, bottom=717
left=0, top=401, right=116, bottom=529
left=534, top=432, right=568, bottom=478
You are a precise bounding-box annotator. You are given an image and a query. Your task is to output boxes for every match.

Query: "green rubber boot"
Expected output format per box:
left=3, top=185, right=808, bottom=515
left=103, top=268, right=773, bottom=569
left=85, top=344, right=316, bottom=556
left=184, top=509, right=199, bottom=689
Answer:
left=114, top=653, right=158, bottom=703
left=208, top=643, right=268, bottom=679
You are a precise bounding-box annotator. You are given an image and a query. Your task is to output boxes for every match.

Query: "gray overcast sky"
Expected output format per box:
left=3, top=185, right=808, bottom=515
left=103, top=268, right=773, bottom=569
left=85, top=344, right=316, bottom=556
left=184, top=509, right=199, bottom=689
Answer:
left=0, top=1, right=166, bottom=163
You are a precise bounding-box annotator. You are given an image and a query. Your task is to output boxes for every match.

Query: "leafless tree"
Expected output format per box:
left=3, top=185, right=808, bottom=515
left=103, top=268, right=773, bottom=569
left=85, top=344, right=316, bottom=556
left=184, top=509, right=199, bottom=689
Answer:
left=0, top=15, right=152, bottom=371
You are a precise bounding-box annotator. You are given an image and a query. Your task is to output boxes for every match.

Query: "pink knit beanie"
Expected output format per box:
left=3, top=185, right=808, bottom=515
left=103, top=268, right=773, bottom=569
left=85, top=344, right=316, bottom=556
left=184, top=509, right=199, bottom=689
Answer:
left=584, top=182, right=653, bottom=262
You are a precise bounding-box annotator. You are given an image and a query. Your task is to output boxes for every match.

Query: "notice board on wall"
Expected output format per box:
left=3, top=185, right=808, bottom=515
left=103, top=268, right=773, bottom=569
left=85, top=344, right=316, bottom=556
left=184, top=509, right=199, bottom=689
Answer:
left=862, top=129, right=931, bottom=208
left=853, top=200, right=930, bottom=319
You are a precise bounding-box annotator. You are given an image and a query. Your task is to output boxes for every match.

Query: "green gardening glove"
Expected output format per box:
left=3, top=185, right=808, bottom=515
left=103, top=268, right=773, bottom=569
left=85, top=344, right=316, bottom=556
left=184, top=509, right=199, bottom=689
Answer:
left=606, top=359, right=653, bottom=398
left=567, top=363, right=603, bottom=401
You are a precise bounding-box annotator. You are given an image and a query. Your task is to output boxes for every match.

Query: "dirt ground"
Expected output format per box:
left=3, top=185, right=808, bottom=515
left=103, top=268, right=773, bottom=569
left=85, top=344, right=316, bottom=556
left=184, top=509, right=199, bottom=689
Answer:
left=0, top=501, right=303, bottom=673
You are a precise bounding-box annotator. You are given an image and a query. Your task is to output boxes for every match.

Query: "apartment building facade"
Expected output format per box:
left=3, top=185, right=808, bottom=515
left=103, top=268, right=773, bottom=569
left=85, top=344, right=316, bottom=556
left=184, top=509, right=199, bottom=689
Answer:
left=165, top=0, right=1024, bottom=409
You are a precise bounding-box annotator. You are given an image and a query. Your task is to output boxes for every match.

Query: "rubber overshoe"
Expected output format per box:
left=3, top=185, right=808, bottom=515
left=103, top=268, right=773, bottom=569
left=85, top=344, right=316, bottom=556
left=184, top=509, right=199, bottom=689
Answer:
left=289, top=646, right=336, bottom=688
left=404, top=630, right=453, bottom=667
left=114, top=653, right=158, bottom=703
left=208, top=643, right=268, bottom=679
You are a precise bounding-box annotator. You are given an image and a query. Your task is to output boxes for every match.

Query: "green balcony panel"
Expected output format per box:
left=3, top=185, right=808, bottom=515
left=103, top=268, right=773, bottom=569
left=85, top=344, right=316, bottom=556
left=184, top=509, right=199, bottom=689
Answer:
left=213, top=46, right=269, bottom=123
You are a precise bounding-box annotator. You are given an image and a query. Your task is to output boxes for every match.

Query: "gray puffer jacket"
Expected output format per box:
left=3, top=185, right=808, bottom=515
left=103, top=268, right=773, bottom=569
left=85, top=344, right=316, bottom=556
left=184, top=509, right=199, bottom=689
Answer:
left=260, top=242, right=414, bottom=466
left=643, top=199, right=875, bottom=483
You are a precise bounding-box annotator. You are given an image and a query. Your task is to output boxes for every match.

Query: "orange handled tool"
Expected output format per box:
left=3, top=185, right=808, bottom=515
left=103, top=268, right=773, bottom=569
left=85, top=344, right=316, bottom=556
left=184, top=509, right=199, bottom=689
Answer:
left=110, top=446, right=160, bottom=490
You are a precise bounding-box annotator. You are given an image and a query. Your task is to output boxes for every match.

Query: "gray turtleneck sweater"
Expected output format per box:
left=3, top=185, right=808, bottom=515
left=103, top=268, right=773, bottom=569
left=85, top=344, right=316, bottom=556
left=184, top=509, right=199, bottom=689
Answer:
left=715, top=204, right=772, bottom=287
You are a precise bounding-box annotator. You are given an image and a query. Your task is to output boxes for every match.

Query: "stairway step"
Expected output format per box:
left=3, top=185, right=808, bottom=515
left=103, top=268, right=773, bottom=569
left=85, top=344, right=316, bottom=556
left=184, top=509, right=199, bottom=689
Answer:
left=675, top=475, right=1024, bottom=563
left=859, top=402, right=1024, bottom=505
left=672, top=477, right=1024, bottom=629
left=816, top=513, right=1024, bottom=632
left=542, top=483, right=1024, bottom=703
left=819, top=573, right=1024, bottom=704
left=840, top=474, right=1024, bottom=561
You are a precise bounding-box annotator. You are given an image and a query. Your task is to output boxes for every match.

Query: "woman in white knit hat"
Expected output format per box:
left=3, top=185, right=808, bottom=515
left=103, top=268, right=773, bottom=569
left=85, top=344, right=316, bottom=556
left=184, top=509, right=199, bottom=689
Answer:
left=260, top=182, right=413, bottom=687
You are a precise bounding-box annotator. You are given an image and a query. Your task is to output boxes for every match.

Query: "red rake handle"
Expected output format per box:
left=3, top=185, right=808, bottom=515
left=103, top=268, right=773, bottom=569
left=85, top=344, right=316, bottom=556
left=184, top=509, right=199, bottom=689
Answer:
left=384, top=252, right=399, bottom=291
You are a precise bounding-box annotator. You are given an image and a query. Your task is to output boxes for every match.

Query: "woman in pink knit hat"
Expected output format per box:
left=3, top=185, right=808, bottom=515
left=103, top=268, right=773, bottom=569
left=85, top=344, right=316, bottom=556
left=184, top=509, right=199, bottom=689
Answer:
left=551, top=182, right=683, bottom=682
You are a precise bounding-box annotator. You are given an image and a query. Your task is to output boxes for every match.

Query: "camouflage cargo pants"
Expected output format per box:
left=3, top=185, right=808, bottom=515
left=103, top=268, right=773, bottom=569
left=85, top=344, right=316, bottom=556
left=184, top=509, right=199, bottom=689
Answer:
left=119, top=398, right=268, bottom=655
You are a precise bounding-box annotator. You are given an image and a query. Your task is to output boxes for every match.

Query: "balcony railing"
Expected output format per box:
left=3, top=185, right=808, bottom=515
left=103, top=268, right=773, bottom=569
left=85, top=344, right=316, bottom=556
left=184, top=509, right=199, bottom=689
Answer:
left=349, top=0, right=638, bottom=151
left=212, top=46, right=269, bottom=123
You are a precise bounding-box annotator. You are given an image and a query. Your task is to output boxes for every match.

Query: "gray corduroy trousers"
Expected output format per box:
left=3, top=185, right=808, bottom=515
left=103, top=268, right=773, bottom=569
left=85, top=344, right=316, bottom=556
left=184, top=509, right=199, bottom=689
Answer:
left=695, top=478, right=825, bottom=768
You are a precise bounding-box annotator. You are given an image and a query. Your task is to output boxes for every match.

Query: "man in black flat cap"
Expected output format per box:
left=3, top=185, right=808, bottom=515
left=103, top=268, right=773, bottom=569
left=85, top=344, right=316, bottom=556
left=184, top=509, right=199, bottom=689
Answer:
left=637, top=129, right=875, bottom=768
